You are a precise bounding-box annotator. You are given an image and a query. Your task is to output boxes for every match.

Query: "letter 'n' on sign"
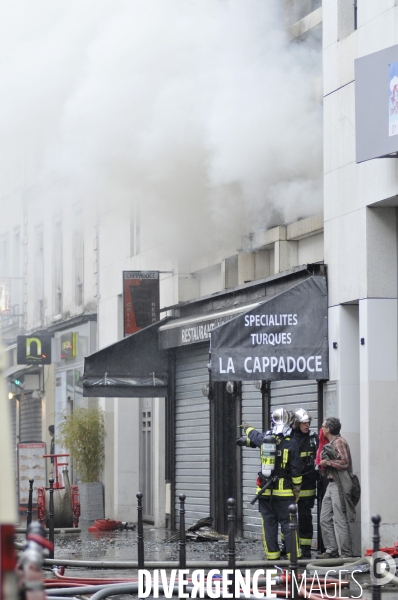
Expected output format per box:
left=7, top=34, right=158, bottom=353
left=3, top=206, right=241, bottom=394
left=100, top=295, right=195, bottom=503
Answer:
left=17, top=335, right=52, bottom=365
left=26, top=337, right=42, bottom=359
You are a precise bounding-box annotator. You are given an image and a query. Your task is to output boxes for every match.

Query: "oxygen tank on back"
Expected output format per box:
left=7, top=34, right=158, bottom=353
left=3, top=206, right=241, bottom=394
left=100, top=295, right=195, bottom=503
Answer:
left=261, top=433, right=277, bottom=477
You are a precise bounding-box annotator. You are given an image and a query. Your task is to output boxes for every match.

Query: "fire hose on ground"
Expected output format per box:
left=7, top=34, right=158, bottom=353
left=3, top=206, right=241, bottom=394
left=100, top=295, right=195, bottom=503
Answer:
left=45, top=566, right=350, bottom=589
left=42, top=557, right=356, bottom=569
left=42, top=501, right=351, bottom=600
left=40, top=492, right=357, bottom=570
left=16, top=528, right=81, bottom=535
left=44, top=582, right=350, bottom=600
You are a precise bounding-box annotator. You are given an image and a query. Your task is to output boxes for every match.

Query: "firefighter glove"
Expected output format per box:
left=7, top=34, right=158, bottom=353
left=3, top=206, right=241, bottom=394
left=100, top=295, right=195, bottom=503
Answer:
left=292, top=485, right=301, bottom=503
left=239, top=422, right=251, bottom=433
left=236, top=435, right=248, bottom=447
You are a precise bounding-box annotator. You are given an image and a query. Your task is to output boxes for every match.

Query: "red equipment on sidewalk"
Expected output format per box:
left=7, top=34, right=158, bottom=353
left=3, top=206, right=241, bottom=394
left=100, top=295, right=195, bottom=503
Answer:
left=365, top=542, right=398, bottom=557
left=37, top=454, right=80, bottom=528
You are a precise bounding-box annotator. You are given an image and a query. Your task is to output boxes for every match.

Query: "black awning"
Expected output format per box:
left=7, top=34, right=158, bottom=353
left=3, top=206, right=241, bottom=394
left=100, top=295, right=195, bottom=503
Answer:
left=83, top=319, right=169, bottom=397
left=210, top=276, right=328, bottom=382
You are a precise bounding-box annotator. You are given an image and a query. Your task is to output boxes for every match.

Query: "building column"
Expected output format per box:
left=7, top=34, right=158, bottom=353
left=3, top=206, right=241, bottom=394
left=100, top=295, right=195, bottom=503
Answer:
left=153, top=397, right=166, bottom=527
left=328, top=303, right=361, bottom=553
left=114, top=397, right=140, bottom=522
left=102, top=397, right=114, bottom=518
left=359, top=298, right=398, bottom=550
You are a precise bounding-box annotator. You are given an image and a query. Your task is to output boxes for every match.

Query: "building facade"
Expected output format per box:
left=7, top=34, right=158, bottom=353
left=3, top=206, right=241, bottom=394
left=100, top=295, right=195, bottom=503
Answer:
left=3, top=0, right=397, bottom=554
left=0, top=179, right=99, bottom=506
left=324, top=0, right=398, bottom=550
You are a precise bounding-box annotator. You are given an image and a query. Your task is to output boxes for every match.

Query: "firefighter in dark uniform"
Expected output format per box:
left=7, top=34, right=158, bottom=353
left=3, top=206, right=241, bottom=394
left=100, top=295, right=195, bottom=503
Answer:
left=290, top=408, right=318, bottom=559
left=236, top=408, right=302, bottom=560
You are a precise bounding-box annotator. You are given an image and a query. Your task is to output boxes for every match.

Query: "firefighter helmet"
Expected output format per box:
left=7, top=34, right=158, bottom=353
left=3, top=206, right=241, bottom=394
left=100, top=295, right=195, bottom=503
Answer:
left=271, top=408, right=290, bottom=425
left=271, top=408, right=292, bottom=436
left=292, top=408, right=312, bottom=429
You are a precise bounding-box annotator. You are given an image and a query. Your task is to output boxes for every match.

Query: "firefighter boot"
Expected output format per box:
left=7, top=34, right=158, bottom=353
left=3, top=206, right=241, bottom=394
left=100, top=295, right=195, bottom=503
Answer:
left=280, top=542, right=287, bottom=557
left=301, top=546, right=312, bottom=559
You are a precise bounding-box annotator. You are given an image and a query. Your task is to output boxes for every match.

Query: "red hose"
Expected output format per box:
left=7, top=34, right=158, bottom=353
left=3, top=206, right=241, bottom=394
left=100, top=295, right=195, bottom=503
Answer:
left=44, top=581, right=92, bottom=588
left=50, top=574, right=137, bottom=585
left=88, top=518, right=123, bottom=532
left=48, top=567, right=350, bottom=595
left=272, top=591, right=347, bottom=600
left=27, top=532, right=54, bottom=552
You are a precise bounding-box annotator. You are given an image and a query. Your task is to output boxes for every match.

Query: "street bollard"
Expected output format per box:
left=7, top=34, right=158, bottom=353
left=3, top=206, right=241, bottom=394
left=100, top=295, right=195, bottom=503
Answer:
left=371, top=514, right=382, bottom=600
left=27, top=479, right=34, bottom=532
left=179, top=494, right=188, bottom=596
left=227, top=498, right=236, bottom=596
left=289, top=504, right=299, bottom=599
left=48, top=479, right=54, bottom=559
left=136, top=492, right=145, bottom=569
left=179, top=494, right=187, bottom=570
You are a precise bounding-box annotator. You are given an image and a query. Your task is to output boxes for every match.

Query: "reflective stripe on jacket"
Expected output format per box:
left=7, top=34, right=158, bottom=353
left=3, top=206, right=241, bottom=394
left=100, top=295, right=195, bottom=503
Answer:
left=247, top=428, right=302, bottom=498
left=292, top=429, right=318, bottom=494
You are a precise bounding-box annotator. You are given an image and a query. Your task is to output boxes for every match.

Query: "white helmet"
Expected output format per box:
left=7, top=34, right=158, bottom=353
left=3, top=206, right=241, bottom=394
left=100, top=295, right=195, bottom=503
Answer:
left=292, top=408, right=311, bottom=429
left=272, top=408, right=290, bottom=425
left=271, top=408, right=292, bottom=435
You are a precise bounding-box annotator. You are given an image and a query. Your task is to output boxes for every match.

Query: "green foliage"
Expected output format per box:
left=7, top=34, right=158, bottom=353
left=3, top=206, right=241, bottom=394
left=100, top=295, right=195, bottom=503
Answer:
left=58, top=406, right=105, bottom=483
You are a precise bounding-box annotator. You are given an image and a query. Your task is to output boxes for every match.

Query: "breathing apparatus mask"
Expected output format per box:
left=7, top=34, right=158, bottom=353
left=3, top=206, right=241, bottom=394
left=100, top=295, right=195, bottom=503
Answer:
left=271, top=408, right=292, bottom=436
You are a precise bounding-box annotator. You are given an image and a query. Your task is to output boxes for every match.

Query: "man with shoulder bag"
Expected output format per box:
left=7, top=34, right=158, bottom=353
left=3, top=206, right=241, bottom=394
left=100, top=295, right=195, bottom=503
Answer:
left=318, top=417, right=360, bottom=559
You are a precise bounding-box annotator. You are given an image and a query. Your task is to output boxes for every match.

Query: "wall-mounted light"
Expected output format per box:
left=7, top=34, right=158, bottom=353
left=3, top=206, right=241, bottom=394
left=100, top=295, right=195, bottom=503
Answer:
left=333, top=342, right=338, bottom=349
left=8, top=392, right=14, bottom=400
left=202, top=383, right=210, bottom=397
left=226, top=381, right=237, bottom=395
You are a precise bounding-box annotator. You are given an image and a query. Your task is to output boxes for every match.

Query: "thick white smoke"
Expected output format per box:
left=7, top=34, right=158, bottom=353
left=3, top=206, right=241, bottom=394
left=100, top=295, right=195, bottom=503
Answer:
left=0, top=0, right=322, bottom=260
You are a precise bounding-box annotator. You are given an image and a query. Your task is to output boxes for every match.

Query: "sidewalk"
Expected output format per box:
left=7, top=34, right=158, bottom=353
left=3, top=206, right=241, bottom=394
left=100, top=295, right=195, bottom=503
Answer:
left=16, top=523, right=388, bottom=598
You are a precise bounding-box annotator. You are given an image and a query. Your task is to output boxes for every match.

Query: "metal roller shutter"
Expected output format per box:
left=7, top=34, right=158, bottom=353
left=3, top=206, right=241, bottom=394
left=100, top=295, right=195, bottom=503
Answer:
left=270, top=381, right=318, bottom=429
left=241, top=381, right=263, bottom=539
left=175, top=344, right=210, bottom=528
left=19, top=396, right=42, bottom=442
left=270, top=380, right=319, bottom=550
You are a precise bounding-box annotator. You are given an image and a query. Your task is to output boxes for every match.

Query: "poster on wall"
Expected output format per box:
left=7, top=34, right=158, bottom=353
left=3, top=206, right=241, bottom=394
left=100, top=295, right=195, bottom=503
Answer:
left=17, top=442, right=46, bottom=506
left=389, top=61, right=398, bottom=136
left=123, top=271, right=160, bottom=336
left=60, top=332, right=78, bottom=359
left=355, top=44, right=398, bottom=162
